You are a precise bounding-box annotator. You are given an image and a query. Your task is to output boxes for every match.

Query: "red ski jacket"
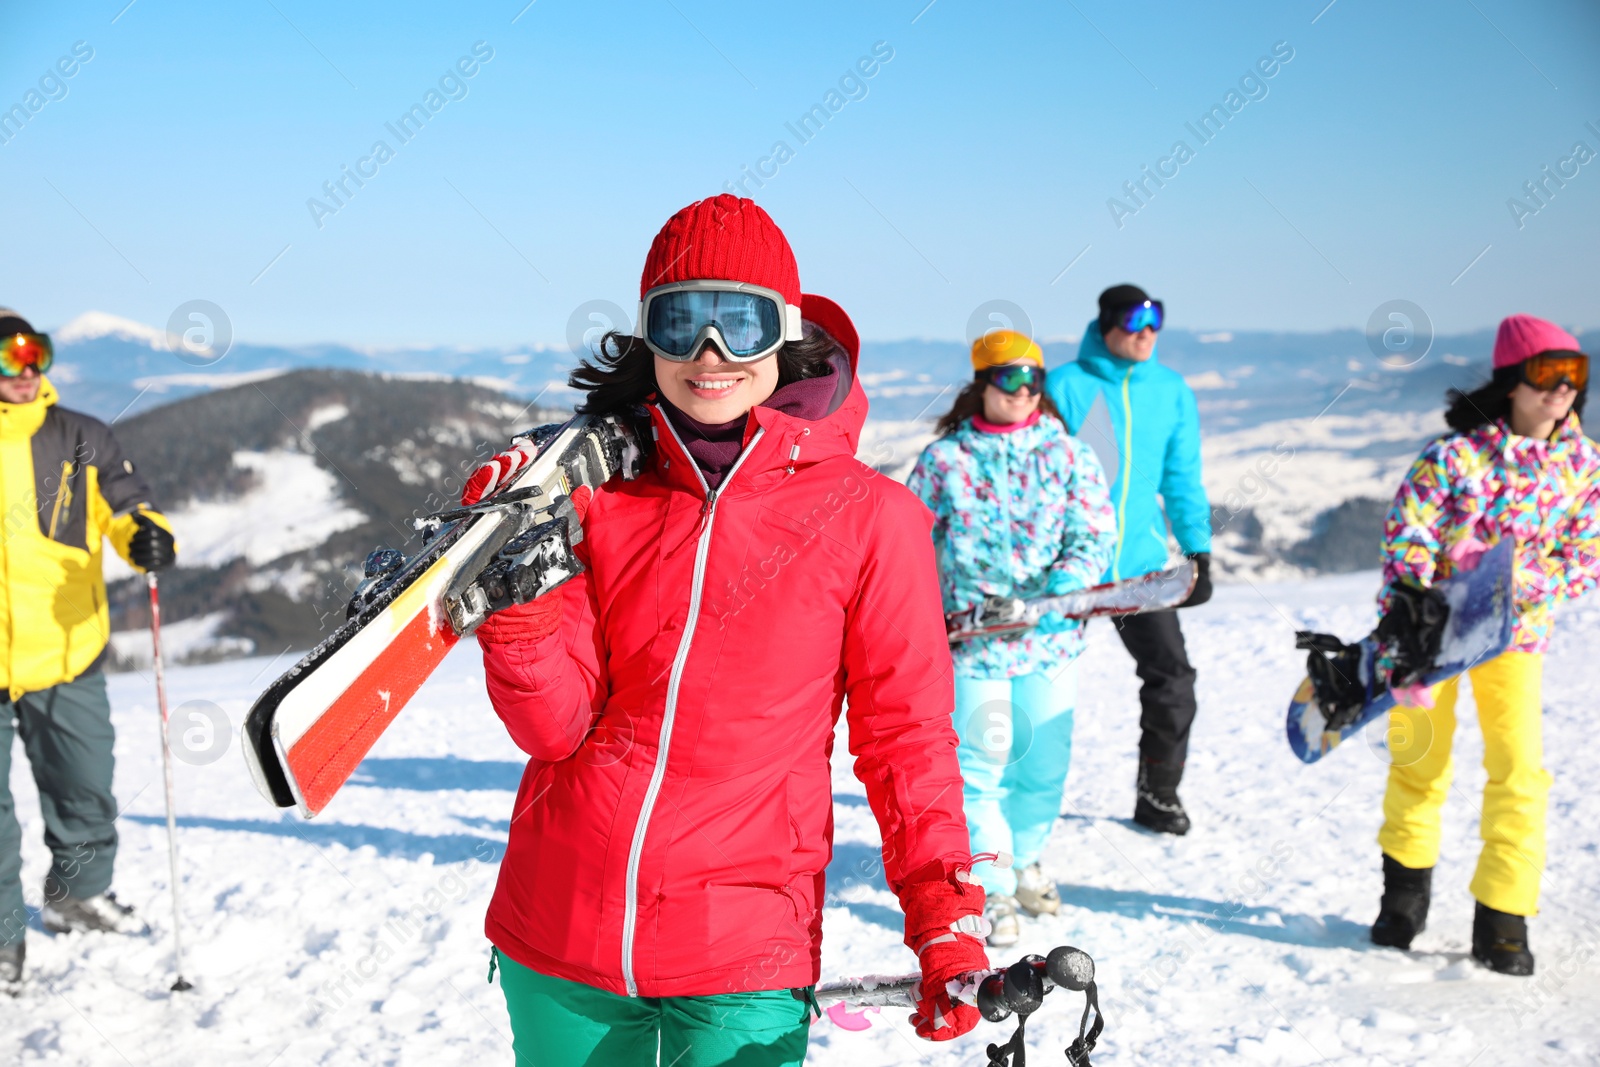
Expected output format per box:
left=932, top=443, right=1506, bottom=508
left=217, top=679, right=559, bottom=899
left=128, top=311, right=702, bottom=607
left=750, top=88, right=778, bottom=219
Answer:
left=481, top=301, right=970, bottom=997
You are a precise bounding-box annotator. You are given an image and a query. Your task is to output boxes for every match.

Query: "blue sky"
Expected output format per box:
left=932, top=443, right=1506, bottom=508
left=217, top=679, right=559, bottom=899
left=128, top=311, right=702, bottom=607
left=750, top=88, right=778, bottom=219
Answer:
left=2, top=0, right=1597, bottom=347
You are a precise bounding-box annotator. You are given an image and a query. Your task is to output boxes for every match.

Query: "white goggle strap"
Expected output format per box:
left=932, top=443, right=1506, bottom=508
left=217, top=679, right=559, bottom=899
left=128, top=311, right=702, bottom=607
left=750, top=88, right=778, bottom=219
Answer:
left=784, top=303, right=803, bottom=342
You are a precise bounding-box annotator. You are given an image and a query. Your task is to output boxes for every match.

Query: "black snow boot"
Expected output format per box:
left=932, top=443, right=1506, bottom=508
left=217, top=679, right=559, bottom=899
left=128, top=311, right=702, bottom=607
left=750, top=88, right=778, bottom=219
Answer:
left=0, top=940, right=22, bottom=997
left=1370, top=854, right=1431, bottom=949
left=1472, top=901, right=1534, bottom=976
left=1133, top=760, right=1190, bottom=836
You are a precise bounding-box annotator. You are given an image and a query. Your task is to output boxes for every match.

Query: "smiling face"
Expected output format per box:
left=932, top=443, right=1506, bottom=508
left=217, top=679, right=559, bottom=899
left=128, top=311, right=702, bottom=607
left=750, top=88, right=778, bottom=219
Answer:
left=1103, top=324, right=1158, bottom=362
left=654, top=342, right=780, bottom=424
left=1508, top=379, right=1577, bottom=438
left=980, top=363, right=1043, bottom=425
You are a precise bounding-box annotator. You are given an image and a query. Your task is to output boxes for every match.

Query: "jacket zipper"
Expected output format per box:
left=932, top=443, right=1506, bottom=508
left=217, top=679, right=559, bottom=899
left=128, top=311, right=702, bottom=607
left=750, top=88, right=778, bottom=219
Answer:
left=1111, top=369, right=1134, bottom=581
left=620, top=417, right=766, bottom=996
left=47, top=461, right=74, bottom=541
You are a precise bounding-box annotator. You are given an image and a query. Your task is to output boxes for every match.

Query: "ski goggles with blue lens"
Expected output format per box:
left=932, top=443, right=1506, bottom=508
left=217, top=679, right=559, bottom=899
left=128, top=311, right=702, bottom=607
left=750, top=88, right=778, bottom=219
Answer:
left=979, top=363, right=1046, bottom=396
left=636, top=280, right=804, bottom=363
left=1117, top=300, right=1164, bottom=333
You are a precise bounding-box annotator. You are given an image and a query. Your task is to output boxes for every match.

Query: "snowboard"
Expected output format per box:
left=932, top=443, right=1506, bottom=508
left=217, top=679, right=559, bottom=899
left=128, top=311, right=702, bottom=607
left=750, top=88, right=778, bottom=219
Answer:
left=1286, top=540, right=1516, bottom=765
left=946, top=559, right=1197, bottom=643
left=241, top=413, right=645, bottom=817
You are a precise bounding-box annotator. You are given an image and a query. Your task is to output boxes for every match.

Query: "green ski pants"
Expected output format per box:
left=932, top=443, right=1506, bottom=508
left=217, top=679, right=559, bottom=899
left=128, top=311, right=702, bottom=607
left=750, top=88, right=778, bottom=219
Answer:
left=492, top=948, right=814, bottom=1066
left=0, top=671, right=119, bottom=946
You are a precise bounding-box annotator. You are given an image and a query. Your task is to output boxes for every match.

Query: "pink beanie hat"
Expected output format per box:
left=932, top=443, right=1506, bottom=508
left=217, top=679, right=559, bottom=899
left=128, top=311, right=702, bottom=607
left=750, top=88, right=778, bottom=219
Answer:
left=1493, top=313, right=1582, bottom=369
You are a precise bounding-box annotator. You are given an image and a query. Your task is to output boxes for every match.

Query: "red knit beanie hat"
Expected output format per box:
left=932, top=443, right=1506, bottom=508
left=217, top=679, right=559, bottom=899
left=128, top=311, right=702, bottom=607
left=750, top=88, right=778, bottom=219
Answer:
left=640, top=195, right=802, bottom=306
left=1493, top=313, right=1582, bottom=369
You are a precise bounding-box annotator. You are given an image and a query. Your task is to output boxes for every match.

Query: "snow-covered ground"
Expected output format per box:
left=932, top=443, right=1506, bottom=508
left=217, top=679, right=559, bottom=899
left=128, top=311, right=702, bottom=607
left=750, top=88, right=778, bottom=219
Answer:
left=7, top=574, right=1598, bottom=1065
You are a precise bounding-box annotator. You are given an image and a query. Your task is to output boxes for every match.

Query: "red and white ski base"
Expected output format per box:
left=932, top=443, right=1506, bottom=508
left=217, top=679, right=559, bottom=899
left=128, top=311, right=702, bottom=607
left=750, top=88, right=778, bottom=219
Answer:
left=266, top=561, right=461, bottom=816
left=241, top=414, right=642, bottom=817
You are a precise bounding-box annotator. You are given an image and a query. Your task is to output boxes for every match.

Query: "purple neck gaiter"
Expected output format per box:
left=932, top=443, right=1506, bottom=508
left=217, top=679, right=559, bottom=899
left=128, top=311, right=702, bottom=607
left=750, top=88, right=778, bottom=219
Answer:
left=660, top=354, right=849, bottom=490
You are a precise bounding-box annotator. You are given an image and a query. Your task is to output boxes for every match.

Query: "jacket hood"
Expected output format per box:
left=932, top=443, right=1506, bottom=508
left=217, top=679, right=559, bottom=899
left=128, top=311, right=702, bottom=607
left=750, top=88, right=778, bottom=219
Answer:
left=1074, top=319, right=1161, bottom=381
left=650, top=294, right=866, bottom=492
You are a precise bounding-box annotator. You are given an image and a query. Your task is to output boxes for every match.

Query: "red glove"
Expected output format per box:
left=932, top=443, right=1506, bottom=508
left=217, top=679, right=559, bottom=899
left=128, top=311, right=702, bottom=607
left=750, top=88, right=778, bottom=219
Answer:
left=900, top=859, right=991, bottom=1041
left=462, top=436, right=540, bottom=506
left=474, top=486, right=592, bottom=645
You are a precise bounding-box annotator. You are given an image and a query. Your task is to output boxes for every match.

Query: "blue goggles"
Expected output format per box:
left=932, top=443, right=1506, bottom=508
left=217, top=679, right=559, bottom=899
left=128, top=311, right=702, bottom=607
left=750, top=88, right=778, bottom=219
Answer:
left=980, top=363, right=1046, bottom=396
left=1118, top=300, right=1164, bottom=333
left=637, top=281, right=802, bottom=362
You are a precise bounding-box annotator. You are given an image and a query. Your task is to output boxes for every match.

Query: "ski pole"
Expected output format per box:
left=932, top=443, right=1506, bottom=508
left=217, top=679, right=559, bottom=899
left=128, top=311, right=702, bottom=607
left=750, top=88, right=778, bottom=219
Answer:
left=147, top=573, right=193, bottom=993
left=815, top=946, right=1104, bottom=1066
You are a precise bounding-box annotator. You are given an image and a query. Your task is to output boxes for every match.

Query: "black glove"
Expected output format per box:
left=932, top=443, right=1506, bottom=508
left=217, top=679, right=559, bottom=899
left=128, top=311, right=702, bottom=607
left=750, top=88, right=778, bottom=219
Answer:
left=128, top=512, right=176, bottom=572
left=1179, top=552, right=1212, bottom=608
left=1375, top=582, right=1449, bottom=689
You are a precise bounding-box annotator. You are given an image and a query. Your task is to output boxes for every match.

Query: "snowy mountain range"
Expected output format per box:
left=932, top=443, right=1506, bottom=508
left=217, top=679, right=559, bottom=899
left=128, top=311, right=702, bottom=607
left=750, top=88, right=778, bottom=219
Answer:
left=51, top=310, right=1592, bottom=662
left=100, top=369, right=563, bottom=667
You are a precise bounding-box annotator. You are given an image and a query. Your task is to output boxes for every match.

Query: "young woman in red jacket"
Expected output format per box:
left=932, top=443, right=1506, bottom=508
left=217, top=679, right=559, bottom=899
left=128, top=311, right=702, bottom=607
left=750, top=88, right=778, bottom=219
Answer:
left=461, top=196, right=988, bottom=1065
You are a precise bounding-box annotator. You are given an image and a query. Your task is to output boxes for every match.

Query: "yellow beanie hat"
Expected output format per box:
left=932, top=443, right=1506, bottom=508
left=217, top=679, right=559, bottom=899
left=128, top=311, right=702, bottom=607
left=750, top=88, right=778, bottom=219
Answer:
left=971, top=328, right=1044, bottom=370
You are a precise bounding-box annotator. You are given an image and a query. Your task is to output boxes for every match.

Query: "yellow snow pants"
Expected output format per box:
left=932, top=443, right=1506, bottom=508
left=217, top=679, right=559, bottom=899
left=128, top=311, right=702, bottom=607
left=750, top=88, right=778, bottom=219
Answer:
left=1378, top=651, right=1550, bottom=917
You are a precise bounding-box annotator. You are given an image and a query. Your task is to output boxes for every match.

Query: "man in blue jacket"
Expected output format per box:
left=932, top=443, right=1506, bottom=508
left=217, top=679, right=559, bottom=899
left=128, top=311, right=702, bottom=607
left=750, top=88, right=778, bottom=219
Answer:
left=1047, top=284, right=1212, bottom=835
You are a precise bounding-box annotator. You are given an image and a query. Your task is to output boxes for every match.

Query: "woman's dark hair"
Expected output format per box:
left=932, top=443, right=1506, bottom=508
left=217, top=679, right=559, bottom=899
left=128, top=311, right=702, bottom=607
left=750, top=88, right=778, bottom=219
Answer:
left=934, top=375, right=1063, bottom=436
left=570, top=330, right=838, bottom=415
left=1443, top=363, right=1588, bottom=433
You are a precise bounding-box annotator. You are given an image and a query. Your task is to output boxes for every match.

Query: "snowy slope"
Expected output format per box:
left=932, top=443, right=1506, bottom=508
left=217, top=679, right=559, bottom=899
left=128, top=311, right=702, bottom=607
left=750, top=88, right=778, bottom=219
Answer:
left=6, top=576, right=1598, bottom=1064
left=103, top=451, right=367, bottom=584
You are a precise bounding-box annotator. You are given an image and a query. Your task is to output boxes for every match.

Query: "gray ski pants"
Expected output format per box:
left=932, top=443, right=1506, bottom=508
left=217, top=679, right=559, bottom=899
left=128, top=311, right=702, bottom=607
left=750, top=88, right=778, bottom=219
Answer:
left=0, top=671, right=119, bottom=946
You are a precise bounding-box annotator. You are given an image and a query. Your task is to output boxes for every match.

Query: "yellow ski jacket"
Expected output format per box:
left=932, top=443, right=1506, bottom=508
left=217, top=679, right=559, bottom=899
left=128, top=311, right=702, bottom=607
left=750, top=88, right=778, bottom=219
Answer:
left=0, top=376, right=173, bottom=698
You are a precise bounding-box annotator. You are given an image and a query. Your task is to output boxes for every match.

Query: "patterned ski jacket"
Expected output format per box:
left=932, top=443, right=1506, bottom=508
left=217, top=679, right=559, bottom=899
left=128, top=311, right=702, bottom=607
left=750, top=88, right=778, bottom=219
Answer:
left=478, top=299, right=972, bottom=999
left=907, top=413, right=1116, bottom=678
left=1045, top=321, right=1210, bottom=582
left=1382, top=415, right=1600, bottom=653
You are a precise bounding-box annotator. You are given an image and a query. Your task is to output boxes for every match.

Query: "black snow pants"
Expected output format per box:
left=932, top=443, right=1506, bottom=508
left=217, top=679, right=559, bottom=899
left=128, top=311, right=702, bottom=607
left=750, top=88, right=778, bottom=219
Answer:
left=1111, top=609, right=1198, bottom=769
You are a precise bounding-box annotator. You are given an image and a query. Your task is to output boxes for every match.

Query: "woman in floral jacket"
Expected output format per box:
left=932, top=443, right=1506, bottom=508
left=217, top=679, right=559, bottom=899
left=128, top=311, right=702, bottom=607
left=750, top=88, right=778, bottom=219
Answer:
left=1372, top=313, right=1598, bottom=977
left=908, top=329, right=1115, bottom=946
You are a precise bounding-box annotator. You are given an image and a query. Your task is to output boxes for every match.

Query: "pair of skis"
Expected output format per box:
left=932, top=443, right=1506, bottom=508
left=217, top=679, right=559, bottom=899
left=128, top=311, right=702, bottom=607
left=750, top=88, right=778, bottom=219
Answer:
left=946, top=559, right=1198, bottom=643
left=241, top=413, right=645, bottom=817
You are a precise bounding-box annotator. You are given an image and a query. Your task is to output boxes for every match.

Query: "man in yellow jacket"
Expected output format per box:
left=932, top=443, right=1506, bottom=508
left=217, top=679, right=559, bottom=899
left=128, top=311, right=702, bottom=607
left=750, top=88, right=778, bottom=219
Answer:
left=0, top=309, right=176, bottom=994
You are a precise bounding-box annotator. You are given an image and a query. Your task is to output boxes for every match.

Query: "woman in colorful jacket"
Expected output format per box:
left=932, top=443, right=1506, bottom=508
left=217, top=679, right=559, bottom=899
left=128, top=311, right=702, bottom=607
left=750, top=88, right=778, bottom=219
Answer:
left=1372, top=313, right=1598, bottom=977
left=460, top=196, right=988, bottom=1066
left=907, top=330, right=1116, bottom=947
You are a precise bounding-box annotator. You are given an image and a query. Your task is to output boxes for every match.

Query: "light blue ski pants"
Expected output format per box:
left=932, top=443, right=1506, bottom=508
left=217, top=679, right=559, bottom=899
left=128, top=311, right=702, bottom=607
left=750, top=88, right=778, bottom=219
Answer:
left=953, top=666, right=1077, bottom=897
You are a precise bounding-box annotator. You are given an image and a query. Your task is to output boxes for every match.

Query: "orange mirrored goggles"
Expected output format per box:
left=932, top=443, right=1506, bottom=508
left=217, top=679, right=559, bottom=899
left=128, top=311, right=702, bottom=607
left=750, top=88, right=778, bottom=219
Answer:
left=1519, top=351, right=1588, bottom=392
left=0, top=332, right=53, bottom=377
